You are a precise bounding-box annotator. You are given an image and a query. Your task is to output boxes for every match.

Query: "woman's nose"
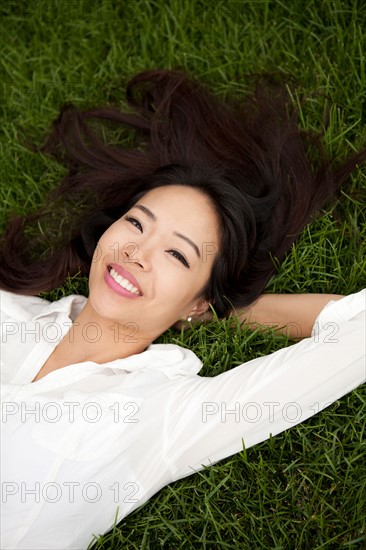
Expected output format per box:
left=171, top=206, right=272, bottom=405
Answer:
left=121, top=241, right=151, bottom=270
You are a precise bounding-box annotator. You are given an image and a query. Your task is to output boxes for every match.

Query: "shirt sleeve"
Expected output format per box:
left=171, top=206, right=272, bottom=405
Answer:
left=163, top=289, right=366, bottom=481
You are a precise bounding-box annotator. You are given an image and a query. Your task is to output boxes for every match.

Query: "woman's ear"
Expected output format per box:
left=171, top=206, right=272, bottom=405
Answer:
left=173, top=299, right=214, bottom=330
left=187, top=298, right=211, bottom=318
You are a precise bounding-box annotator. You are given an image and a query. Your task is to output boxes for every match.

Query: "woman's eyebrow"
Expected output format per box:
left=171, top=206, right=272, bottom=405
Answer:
left=135, top=204, right=157, bottom=221
left=134, top=204, right=201, bottom=259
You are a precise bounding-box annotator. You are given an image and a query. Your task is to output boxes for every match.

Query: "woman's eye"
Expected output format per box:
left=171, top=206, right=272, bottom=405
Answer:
left=125, top=216, right=143, bottom=232
left=168, top=250, right=190, bottom=268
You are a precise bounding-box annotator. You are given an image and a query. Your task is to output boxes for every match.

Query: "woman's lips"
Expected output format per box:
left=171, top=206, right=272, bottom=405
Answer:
left=108, top=263, right=143, bottom=295
left=104, top=266, right=142, bottom=299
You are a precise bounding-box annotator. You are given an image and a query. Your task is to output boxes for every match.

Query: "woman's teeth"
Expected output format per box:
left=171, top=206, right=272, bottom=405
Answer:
left=109, top=268, right=140, bottom=295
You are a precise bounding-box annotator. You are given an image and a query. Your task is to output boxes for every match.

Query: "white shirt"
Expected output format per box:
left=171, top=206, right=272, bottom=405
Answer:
left=1, top=288, right=365, bottom=550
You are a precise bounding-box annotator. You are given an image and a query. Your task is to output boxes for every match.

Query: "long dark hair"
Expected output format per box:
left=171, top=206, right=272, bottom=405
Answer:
left=0, top=69, right=365, bottom=316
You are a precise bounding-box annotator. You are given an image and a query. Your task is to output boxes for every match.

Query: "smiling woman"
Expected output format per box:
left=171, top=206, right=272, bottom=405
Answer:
left=67, top=184, right=221, bottom=370
left=0, top=69, right=365, bottom=550
left=29, top=184, right=218, bottom=383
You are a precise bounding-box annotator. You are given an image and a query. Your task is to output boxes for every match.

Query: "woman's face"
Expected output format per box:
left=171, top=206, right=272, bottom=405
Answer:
left=88, top=185, right=220, bottom=340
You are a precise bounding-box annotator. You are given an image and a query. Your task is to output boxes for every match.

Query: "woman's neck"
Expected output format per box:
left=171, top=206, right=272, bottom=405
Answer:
left=59, top=299, right=152, bottom=365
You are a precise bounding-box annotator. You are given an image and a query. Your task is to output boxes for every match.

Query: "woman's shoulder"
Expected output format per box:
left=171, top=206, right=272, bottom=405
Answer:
left=0, top=289, right=86, bottom=322
left=0, top=289, right=52, bottom=321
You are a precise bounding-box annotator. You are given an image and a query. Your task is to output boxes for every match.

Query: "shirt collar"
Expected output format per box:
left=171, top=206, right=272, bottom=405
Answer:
left=32, top=294, right=87, bottom=322
left=32, top=294, right=202, bottom=376
left=110, top=343, right=202, bottom=376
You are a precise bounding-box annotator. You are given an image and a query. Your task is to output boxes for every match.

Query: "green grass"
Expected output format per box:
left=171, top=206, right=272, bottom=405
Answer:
left=1, top=0, right=365, bottom=548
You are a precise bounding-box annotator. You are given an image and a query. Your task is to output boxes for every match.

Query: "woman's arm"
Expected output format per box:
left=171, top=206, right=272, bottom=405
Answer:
left=164, top=289, right=366, bottom=482
left=234, top=293, right=344, bottom=339
left=180, top=293, right=344, bottom=339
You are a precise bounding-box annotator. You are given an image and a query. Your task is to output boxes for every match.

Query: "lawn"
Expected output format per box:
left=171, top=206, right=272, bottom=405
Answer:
left=1, top=0, right=365, bottom=548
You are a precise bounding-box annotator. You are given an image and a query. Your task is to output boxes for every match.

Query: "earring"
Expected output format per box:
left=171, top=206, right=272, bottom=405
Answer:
left=187, top=316, right=192, bottom=322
